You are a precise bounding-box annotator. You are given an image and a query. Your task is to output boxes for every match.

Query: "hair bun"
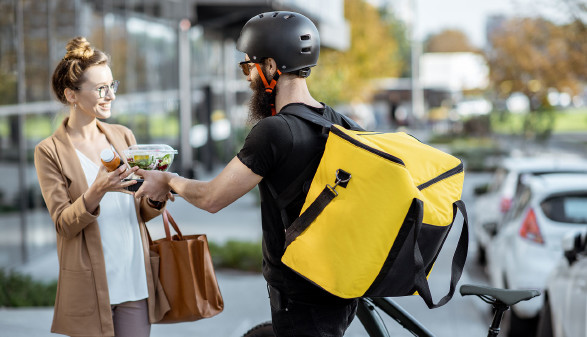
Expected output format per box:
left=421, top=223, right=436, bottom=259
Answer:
left=64, top=36, right=94, bottom=61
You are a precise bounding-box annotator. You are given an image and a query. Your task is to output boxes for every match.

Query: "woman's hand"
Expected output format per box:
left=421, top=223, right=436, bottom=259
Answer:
left=94, top=165, right=139, bottom=194
left=83, top=165, right=139, bottom=213
left=134, top=169, right=175, bottom=202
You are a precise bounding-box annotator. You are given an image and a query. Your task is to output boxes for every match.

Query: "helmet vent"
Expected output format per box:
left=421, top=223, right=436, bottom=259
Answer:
left=301, top=47, right=311, bottom=54
left=284, top=14, right=295, bottom=19
left=259, top=14, right=264, bottom=18
left=300, top=34, right=311, bottom=41
left=273, top=12, right=279, bottom=17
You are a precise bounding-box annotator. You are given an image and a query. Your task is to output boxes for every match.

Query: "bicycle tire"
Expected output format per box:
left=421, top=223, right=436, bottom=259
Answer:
left=242, top=321, right=275, bottom=337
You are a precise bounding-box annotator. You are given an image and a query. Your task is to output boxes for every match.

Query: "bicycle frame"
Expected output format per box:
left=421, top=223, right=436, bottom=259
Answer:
left=243, top=285, right=539, bottom=337
left=357, top=297, right=434, bottom=337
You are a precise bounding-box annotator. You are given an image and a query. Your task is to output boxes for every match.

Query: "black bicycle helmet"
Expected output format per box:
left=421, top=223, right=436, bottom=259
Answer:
left=236, top=11, right=320, bottom=77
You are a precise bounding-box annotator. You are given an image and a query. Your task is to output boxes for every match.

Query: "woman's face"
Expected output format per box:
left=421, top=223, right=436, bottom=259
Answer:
left=75, top=64, right=116, bottom=120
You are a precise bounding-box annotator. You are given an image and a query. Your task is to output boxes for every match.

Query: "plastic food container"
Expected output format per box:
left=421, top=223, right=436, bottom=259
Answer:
left=123, top=144, right=178, bottom=192
left=124, top=144, right=177, bottom=172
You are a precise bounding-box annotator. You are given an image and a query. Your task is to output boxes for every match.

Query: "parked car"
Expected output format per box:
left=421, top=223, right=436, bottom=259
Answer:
left=485, top=173, right=587, bottom=337
left=473, top=156, right=587, bottom=265
left=539, top=231, right=587, bottom=337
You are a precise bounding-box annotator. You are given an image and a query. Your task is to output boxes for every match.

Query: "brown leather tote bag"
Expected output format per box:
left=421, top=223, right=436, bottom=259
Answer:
left=149, top=209, right=224, bottom=323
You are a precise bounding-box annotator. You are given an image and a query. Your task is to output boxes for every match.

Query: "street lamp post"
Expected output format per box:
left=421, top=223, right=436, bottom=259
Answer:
left=409, top=0, right=425, bottom=122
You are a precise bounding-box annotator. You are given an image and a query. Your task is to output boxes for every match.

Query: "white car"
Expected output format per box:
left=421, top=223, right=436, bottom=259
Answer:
left=485, top=173, right=587, bottom=336
left=473, top=156, right=587, bottom=265
left=539, top=231, right=587, bottom=337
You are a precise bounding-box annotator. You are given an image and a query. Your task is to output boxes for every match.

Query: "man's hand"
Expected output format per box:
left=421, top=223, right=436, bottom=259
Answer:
left=134, top=169, right=175, bottom=202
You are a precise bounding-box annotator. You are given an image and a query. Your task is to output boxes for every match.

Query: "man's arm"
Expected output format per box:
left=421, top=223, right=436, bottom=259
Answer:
left=135, top=157, right=262, bottom=213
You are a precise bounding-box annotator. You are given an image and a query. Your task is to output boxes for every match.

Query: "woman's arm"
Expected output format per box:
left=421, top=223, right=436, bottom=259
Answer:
left=35, top=142, right=138, bottom=239
left=135, top=157, right=262, bottom=213
left=34, top=143, right=95, bottom=239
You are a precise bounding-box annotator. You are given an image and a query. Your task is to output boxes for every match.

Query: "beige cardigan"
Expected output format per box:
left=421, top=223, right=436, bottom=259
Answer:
left=34, top=118, right=169, bottom=336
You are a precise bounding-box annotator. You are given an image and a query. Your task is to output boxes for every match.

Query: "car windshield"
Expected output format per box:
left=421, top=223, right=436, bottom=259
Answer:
left=541, top=194, right=587, bottom=224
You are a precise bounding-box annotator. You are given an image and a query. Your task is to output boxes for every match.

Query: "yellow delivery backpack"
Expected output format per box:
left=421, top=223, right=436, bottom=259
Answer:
left=279, top=106, right=468, bottom=309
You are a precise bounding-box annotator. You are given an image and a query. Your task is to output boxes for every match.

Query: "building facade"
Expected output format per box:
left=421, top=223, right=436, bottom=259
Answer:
left=0, top=0, right=348, bottom=267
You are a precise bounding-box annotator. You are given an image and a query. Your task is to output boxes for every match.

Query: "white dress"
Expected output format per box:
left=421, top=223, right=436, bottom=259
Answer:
left=76, top=148, right=149, bottom=305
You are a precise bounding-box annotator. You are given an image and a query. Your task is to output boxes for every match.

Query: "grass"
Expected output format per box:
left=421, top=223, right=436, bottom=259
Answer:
left=491, top=107, right=587, bottom=134
left=0, top=269, right=57, bottom=307
left=208, top=240, right=263, bottom=273
left=552, top=109, right=587, bottom=132
left=0, top=239, right=263, bottom=307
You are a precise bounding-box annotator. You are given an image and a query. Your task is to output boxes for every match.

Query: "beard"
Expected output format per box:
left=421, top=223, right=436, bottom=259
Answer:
left=247, top=69, right=276, bottom=124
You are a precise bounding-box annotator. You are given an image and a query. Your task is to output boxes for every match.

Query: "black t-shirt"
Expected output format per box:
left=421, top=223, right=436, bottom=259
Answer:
left=237, top=103, right=360, bottom=303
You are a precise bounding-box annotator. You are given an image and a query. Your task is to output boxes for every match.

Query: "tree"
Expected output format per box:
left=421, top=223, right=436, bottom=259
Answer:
left=308, top=0, right=404, bottom=105
left=424, top=29, right=478, bottom=53
left=489, top=17, right=584, bottom=103
left=487, top=17, right=585, bottom=140
left=380, top=9, right=412, bottom=77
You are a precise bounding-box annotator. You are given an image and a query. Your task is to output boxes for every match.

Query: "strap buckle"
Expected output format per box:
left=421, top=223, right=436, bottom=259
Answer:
left=326, top=169, right=351, bottom=197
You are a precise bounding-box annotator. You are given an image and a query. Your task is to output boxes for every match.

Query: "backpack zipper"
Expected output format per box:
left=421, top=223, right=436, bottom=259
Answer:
left=417, top=162, right=464, bottom=190
left=330, top=127, right=405, bottom=166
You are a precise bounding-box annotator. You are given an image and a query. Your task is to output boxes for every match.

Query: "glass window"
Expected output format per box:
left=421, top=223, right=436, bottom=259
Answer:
left=541, top=194, right=587, bottom=224
left=510, top=186, right=532, bottom=221
left=488, top=167, right=507, bottom=192
left=0, top=1, right=18, bottom=105
left=23, top=0, right=50, bottom=102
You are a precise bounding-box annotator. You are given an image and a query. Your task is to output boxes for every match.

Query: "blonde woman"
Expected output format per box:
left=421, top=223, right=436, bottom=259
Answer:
left=34, top=36, right=169, bottom=337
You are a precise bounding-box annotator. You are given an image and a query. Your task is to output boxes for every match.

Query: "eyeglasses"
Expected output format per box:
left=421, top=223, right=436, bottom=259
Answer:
left=77, top=80, right=120, bottom=98
left=239, top=61, right=256, bottom=76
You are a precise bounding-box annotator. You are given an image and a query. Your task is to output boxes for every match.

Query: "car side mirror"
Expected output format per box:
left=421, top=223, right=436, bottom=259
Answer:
left=474, top=184, right=489, bottom=196
left=482, top=222, right=498, bottom=237
left=562, top=232, right=587, bottom=265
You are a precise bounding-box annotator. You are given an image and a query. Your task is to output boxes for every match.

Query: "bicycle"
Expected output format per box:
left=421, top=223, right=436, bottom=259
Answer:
left=241, top=284, right=540, bottom=337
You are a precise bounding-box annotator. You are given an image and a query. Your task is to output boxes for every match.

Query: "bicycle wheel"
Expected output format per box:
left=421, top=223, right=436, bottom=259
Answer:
left=242, top=321, right=275, bottom=337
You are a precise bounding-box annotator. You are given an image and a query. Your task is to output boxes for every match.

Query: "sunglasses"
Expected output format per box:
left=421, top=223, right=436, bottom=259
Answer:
left=239, top=61, right=256, bottom=76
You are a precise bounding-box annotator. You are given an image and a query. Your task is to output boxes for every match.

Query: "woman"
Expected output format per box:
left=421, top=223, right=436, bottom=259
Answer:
left=34, top=36, right=170, bottom=337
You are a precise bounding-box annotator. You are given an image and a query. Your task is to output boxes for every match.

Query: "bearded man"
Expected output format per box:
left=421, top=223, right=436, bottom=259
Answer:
left=136, top=11, right=361, bottom=336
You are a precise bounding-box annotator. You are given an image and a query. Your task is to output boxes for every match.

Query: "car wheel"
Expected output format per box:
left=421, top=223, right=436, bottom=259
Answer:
left=537, top=295, right=554, bottom=337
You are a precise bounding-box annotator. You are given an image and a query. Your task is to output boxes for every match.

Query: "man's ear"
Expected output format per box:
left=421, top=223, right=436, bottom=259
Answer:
left=64, top=87, right=76, bottom=104
left=267, top=58, right=278, bottom=76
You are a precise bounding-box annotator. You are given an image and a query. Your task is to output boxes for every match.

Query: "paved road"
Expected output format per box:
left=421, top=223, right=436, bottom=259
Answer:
left=2, top=170, right=496, bottom=337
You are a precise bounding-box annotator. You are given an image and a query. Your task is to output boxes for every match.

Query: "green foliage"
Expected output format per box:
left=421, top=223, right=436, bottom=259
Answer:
left=487, top=17, right=585, bottom=108
left=0, top=269, right=57, bottom=307
left=522, top=109, right=556, bottom=141
left=491, top=108, right=587, bottom=134
left=381, top=10, right=412, bottom=78
left=437, top=137, right=505, bottom=172
left=208, top=240, right=263, bottom=273
left=308, top=0, right=404, bottom=105
left=0, top=69, right=17, bottom=105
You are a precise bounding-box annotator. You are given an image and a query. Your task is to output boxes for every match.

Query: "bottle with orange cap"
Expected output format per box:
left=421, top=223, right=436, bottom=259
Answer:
left=100, top=148, right=124, bottom=172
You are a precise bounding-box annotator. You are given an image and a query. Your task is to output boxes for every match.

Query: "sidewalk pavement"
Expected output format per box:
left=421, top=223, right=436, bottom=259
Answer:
left=3, top=167, right=272, bottom=337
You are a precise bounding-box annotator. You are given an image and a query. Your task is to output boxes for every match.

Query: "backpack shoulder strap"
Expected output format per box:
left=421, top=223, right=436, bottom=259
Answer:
left=280, top=104, right=364, bottom=132
left=268, top=105, right=361, bottom=229
left=280, top=104, right=333, bottom=129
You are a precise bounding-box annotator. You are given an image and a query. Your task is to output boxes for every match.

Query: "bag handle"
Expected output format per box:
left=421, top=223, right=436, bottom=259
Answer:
left=284, top=168, right=350, bottom=248
left=413, top=200, right=469, bottom=309
left=162, top=209, right=184, bottom=241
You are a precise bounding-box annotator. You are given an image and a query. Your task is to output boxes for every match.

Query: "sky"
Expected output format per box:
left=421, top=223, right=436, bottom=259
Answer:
left=368, top=0, right=573, bottom=48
